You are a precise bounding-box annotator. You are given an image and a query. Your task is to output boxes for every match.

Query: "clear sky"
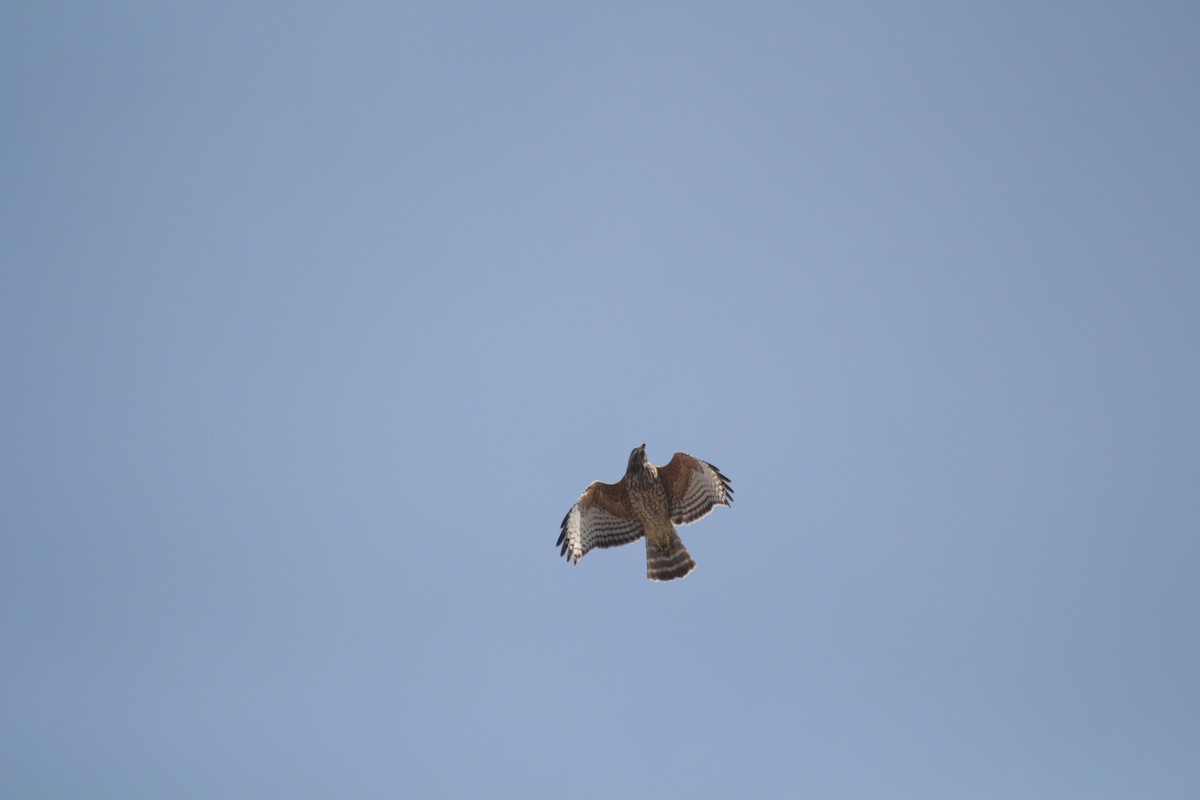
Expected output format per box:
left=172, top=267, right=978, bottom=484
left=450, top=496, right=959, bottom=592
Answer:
left=2, top=3, right=1198, bottom=797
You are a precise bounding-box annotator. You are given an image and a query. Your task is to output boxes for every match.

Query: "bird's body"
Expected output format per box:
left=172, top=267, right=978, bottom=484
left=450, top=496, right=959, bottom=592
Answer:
left=625, top=456, right=697, bottom=581
left=557, top=444, right=732, bottom=581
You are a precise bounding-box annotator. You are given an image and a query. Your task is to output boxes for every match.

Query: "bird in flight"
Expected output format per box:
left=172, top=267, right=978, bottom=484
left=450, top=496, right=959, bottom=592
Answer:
left=557, top=444, right=733, bottom=581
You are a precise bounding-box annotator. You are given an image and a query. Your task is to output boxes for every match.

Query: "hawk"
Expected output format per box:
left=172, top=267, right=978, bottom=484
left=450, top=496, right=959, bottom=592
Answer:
left=556, top=444, right=733, bottom=581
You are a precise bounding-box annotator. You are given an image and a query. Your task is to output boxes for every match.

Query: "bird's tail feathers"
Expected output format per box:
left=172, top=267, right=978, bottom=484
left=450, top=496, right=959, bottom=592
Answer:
left=646, top=528, right=696, bottom=582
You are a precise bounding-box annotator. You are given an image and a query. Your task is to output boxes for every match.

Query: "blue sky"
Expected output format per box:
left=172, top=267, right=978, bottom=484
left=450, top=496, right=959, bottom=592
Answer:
left=2, top=3, right=1198, bottom=797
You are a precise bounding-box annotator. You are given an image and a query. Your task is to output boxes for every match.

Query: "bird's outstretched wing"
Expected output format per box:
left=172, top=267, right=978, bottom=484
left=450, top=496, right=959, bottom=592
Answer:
left=658, top=452, right=734, bottom=525
left=557, top=480, right=645, bottom=564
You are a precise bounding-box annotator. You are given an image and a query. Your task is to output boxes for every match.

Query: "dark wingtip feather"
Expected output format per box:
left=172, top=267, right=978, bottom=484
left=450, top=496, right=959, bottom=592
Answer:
left=706, top=462, right=733, bottom=483
left=705, top=461, right=735, bottom=503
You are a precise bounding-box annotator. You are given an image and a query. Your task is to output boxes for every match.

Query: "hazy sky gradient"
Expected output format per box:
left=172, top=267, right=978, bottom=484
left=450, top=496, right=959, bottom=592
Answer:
left=3, top=3, right=1198, bottom=797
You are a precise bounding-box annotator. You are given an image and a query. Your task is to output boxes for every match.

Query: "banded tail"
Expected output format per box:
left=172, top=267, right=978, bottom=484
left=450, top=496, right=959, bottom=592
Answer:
left=646, top=526, right=696, bottom=582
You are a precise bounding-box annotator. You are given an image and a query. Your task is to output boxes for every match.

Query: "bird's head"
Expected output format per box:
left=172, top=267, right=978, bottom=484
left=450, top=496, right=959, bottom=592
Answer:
left=627, top=443, right=647, bottom=472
